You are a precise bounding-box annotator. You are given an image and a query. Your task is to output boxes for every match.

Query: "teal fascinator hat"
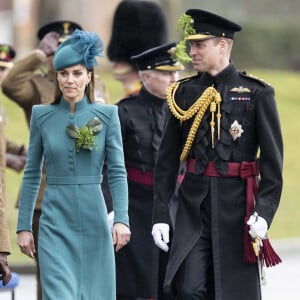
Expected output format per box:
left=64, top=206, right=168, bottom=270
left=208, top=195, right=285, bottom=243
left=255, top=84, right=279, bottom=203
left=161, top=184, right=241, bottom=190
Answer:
left=53, top=29, right=103, bottom=70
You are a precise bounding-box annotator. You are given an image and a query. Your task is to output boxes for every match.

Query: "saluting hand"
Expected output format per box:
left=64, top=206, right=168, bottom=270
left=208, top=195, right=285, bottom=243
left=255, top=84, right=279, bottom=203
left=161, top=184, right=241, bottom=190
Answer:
left=38, top=31, right=59, bottom=57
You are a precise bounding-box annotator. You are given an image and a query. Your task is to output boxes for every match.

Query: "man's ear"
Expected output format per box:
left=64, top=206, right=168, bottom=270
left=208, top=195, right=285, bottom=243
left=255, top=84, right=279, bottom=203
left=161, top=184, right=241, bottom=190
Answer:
left=219, top=39, right=228, bottom=54
left=140, top=71, right=151, bottom=83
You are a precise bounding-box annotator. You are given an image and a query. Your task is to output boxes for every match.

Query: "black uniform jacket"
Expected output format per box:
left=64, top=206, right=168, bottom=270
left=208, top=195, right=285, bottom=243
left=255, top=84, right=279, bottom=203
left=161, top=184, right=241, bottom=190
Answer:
left=113, top=87, right=172, bottom=298
left=152, top=64, right=283, bottom=300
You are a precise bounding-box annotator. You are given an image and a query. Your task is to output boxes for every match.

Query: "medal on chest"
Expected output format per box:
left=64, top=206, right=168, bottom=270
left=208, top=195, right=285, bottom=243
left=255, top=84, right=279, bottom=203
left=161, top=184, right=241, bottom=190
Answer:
left=229, top=120, right=244, bottom=141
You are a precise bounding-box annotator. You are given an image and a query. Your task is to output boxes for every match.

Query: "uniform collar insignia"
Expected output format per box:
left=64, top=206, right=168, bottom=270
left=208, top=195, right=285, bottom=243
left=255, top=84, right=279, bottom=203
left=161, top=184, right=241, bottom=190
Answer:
left=229, top=120, right=244, bottom=141
left=230, top=86, right=251, bottom=93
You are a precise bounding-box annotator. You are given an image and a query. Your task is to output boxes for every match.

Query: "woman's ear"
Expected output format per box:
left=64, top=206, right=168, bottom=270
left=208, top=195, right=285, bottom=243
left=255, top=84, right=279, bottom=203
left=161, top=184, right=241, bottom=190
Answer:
left=87, top=71, right=92, bottom=84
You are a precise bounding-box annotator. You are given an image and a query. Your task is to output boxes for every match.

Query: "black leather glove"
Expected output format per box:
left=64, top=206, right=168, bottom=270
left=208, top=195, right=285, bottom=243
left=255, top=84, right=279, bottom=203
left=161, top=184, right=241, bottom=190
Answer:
left=38, top=31, right=59, bottom=56
left=0, top=253, right=12, bottom=285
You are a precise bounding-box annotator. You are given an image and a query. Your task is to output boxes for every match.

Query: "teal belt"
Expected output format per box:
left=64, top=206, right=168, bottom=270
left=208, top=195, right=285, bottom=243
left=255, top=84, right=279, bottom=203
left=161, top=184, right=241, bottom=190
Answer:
left=46, top=175, right=102, bottom=185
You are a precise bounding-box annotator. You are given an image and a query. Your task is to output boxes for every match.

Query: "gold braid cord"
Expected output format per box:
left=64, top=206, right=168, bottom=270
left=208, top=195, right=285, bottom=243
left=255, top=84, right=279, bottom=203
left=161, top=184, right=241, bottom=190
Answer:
left=167, top=82, right=222, bottom=161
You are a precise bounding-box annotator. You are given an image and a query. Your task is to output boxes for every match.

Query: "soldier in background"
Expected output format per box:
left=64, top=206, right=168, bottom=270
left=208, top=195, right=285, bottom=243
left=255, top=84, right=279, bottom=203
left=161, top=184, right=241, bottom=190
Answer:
left=1, top=21, right=109, bottom=300
left=103, top=0, right=169, bottom=217
left=0, top=80, right=12, bottom=287
left=0, top=43, right=17, bottom=287
left=0, top=44, right=27, bottom=173
left=107, top=0, right=169, bottom=99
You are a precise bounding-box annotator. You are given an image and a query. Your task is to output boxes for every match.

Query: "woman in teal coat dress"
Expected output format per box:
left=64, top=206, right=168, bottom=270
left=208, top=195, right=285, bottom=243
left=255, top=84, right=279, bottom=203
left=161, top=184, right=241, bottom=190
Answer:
left=16, top=30, right=131, bottom=300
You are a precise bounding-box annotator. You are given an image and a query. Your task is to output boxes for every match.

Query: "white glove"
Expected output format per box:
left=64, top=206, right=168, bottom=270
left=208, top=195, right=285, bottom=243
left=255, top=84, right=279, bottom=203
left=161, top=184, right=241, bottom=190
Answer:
left=152, top=223, right=170, bottom=252
left=107, top=211, right=114, bottom=232
left=247, top=212, right=268, bottom=239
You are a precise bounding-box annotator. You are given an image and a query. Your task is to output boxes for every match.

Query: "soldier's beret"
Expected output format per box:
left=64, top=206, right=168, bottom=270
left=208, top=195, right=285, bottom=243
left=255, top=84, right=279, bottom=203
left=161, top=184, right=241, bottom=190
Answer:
left=0, top=44, right=16, bottom=68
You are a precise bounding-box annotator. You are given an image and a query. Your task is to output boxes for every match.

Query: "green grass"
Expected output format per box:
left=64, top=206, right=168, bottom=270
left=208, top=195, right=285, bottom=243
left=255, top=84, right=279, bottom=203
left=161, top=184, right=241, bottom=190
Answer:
left=2, top=69, right=299, bottom=264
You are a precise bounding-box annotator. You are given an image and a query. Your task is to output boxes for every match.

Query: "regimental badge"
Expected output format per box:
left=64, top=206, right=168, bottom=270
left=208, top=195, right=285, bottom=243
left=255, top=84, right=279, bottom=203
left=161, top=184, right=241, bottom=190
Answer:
left=62, top=22, right=71, bottom=35
left=0, top=45, right=10, bottom=60
left=229, top=120, right=244, bottom=141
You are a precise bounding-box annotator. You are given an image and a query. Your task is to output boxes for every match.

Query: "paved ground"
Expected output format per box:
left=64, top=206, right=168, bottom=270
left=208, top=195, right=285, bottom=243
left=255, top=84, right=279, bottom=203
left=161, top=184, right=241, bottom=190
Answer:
left=1, top=237, right=300, bottom=300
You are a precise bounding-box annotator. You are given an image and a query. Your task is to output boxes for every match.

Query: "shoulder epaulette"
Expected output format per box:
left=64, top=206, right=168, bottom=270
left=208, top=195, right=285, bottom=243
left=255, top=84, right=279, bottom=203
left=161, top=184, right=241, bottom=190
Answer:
left=239, top=71, right=271, bottom=87
left=177, top=72, right=200, bottom=83
left=116, top=94, right=138, bottom=105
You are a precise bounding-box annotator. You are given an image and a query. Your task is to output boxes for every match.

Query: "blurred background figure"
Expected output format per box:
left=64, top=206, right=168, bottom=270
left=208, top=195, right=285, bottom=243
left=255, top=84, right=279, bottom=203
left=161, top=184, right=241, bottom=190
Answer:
left=102, top=0, right=170, bottom=214
left=0, top=44, right=27, bottom=174
left=0, top=42, right=15, bottom=288
left=0, top=44, right=15, bottom=81
left=107, top=0, right=169, bottom=98
left=1, top=20, right=110, bottom=300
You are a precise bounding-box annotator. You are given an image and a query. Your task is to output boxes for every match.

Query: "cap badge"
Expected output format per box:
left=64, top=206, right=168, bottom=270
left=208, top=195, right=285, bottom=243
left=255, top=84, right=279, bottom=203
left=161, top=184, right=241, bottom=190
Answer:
left=168, top=47, right=176, bottom=55
left=62, top=22, right=71, bottom=34
left=0, top=45, right=9, bottom=60
left=229, top=120, right=244, bottom=141
left=0, top=51, right=5, bottom=60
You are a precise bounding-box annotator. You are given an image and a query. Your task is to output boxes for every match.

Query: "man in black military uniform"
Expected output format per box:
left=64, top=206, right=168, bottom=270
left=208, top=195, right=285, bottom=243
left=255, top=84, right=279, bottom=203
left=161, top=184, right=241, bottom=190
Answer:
left=103, top=0, right=169, bottom=217
left=151, top=9, right=283, bottom=300
left=112, top=42, right=182, bottom=300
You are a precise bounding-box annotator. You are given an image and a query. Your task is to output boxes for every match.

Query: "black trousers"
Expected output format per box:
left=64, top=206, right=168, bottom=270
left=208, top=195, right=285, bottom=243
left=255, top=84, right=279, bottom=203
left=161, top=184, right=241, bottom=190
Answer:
left=173, top=237, right=215, bottom=300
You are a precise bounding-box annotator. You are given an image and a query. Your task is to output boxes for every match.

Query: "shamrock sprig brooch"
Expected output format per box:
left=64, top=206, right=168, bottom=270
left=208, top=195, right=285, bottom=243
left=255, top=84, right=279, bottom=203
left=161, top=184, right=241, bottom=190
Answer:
left=66, top=117, right=102, bottom=152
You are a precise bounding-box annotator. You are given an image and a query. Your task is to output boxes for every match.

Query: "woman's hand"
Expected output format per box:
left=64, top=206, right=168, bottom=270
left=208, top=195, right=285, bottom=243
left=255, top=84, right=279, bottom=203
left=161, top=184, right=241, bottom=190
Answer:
left=112, top=223, right=131, bottom=252
left=17, top=231, right=36, bottom=259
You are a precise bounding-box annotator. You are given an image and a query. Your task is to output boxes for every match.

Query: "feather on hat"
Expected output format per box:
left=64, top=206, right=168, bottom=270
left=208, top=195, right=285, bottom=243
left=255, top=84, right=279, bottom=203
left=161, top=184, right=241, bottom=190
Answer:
left=53, top=29, right=103, bottom=70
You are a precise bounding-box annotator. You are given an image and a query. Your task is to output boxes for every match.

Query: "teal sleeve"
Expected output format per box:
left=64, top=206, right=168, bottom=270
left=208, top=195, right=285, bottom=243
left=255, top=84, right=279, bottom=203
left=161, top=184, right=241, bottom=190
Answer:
left=17, top=106, right=43, bottom=232
left=105, top=105, right=129, bottom=227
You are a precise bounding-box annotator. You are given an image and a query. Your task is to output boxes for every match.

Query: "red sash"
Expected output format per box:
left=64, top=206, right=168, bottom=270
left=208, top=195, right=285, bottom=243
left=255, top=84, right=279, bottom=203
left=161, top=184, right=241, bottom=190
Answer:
left=126, top=167, right=153, bottom=186
left=187, top=159, right=281, bottom=267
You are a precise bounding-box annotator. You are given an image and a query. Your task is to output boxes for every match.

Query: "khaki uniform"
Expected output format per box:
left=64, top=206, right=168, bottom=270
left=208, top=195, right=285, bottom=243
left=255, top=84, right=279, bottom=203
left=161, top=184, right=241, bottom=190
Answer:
left=6, top=140, right=24, bottom=155
left=2, top=50, right=53, bottom=209
left=0, top=101, right=10, bottom=253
